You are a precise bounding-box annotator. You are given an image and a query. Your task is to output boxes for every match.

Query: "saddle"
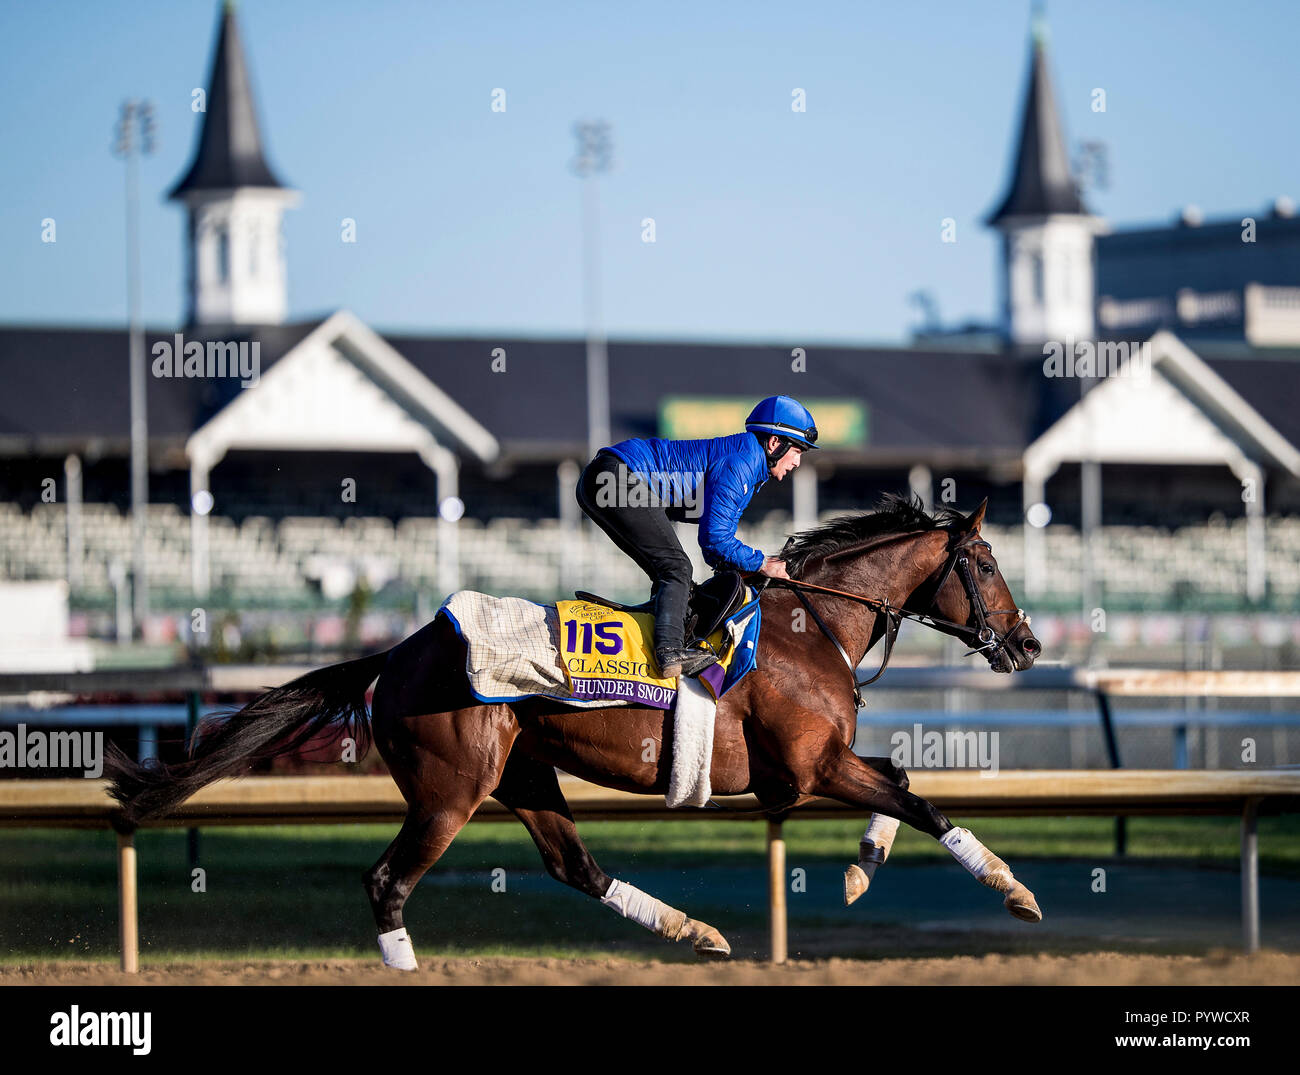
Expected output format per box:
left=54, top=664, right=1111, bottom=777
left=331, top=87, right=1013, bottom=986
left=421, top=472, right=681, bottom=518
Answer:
left=575, top=570, right=748, bottom=647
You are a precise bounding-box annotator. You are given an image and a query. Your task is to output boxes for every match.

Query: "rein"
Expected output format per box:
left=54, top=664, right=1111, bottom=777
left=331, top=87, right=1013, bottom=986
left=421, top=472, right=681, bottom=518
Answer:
left=754, top=533, right=1028, bottom=708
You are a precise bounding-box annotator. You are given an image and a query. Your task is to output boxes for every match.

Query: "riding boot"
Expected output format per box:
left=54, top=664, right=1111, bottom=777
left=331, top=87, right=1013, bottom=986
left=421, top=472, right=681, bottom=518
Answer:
left=651, top=577, right=718, bottom=679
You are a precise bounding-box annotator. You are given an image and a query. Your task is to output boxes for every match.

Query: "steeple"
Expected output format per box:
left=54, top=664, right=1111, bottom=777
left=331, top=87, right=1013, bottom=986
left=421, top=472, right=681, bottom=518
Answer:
left=170, top=2, right=299, bottom=327
left=987, top=9, right=1103, bottom=347
left=987, top=14, right=1088, bottom=226
left=169, top=1, right=287, bottom=198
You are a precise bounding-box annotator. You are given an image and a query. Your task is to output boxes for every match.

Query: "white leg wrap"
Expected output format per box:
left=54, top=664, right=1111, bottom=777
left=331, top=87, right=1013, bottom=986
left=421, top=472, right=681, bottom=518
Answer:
left=940, top=827, right=1014, bottom=893
left=861, top=814, right=900, bottom=860
left=377, top=926, right=418, bottom=971
left=601, top=878, right=686, bottom=939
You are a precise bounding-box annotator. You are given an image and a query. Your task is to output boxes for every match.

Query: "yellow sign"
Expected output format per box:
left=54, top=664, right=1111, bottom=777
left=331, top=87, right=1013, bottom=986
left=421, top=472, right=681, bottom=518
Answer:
left=659, top=397, right=867, bottom=448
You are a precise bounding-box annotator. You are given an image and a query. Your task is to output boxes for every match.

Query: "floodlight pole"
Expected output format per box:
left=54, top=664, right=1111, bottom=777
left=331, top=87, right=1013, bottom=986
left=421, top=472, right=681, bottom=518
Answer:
left=572, top=121, right=612, bottom=459
left=114, top=100, right=155, bottom=638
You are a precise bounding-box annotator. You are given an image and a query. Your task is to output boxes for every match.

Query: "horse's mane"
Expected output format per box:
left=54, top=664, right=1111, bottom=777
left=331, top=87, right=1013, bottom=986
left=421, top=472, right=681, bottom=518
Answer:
left=779, top=493, right=965, bottom=579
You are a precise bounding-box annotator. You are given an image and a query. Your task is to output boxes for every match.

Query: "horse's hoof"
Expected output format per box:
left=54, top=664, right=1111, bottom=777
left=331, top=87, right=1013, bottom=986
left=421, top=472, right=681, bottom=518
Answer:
left=1004, top=882, right=1042, bottom=922
left=694, top=940, right=731, bottom=960
left=682, top=918, right=731, bottom=959
left=844, top=863, right=869, bottom=906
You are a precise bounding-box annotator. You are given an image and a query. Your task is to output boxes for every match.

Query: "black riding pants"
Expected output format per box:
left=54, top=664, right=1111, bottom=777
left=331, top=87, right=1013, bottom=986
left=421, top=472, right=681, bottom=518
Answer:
left=575, top=451, right=694, bottom=653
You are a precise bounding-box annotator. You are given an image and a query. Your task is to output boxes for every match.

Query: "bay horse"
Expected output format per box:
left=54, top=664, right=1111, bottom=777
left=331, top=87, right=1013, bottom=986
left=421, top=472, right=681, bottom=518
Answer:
left=106, top=495, right=1043, bottom=966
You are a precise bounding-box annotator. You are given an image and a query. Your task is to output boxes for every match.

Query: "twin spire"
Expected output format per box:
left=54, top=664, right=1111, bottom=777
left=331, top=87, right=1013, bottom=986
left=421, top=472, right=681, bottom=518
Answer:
left=169, top=2, right=288, bottom=200
left=986, top=11, right=1101, bottom=346
left=169, top=2, right=297, bottom=327
left=987, top=14, right=1089, bottom=225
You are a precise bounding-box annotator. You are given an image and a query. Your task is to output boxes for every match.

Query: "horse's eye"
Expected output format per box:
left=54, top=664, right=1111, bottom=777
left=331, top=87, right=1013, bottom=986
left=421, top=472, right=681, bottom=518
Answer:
left=980, top=562, right=995, bottom=576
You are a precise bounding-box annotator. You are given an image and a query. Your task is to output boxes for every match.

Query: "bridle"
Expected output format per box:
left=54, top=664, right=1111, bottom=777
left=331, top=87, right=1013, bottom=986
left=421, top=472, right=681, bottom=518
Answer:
left=929, top=536, right=1029, bottom=656
left=755, top=530, right=1030, bottom=708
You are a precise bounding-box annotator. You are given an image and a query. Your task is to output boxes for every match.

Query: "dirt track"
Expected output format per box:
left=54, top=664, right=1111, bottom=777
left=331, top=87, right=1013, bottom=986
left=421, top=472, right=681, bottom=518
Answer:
left=4, top=950, right=1297, bottom=986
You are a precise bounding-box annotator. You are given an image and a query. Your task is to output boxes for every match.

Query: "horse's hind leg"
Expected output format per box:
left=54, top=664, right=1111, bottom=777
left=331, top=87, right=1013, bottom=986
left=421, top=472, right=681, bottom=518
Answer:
left=363, top=703, right=519, bottom=970
left=363, top=809, right=463, bottom=969
left=843, top=756, right=905, bottom=906
left=491, top=752, right=731, bottom=959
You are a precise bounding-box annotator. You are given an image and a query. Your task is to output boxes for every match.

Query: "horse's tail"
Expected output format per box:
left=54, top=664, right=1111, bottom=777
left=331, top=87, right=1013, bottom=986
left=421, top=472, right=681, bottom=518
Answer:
left=105, top=650, right=391, bottom=828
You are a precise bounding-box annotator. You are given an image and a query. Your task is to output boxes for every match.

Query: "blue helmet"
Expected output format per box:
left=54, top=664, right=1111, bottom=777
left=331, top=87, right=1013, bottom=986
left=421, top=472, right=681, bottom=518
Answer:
left=745, top=395, right=819, bottom=451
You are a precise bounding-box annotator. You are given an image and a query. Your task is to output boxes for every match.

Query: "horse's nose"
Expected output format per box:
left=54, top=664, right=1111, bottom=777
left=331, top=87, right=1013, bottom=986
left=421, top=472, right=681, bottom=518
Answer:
left=1019, top=636, right=1041, bottom=661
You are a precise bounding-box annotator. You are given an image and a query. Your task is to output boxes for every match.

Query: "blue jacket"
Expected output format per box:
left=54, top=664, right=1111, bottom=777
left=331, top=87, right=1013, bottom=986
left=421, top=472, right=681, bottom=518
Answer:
left=604, top=432, right=770, bottom=572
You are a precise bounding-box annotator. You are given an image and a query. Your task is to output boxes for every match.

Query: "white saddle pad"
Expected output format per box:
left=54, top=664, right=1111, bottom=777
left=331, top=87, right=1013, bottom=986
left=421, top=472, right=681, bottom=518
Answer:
left=439, top=591, right=717, bottom=807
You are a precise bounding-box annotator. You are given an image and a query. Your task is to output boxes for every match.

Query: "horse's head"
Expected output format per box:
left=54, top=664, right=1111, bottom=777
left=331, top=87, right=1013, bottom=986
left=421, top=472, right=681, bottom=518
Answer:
left=779, top=493, right=1041, bottom=674
left=917, top=499, right=1041, bottom=673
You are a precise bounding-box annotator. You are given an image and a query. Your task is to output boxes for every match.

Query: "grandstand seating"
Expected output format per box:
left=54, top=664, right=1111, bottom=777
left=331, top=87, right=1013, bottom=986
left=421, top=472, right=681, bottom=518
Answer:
left=3, top=501, right=1300, bottom=611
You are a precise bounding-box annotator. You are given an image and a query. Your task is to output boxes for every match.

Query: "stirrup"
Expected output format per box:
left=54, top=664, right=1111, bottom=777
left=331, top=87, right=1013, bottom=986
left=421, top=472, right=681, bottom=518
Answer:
left=680, top=650, right=719, bottom=677
left=656, top=645, right=718, bottom=679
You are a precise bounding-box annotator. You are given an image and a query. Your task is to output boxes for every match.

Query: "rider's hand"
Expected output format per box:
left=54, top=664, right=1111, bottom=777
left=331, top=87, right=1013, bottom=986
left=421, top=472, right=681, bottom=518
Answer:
left=758, top=557, right=790, bottom=580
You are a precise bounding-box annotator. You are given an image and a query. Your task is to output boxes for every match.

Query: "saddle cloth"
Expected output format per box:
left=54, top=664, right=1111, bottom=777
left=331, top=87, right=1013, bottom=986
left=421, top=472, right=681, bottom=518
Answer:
left=437, top=590, right=761, bottom=807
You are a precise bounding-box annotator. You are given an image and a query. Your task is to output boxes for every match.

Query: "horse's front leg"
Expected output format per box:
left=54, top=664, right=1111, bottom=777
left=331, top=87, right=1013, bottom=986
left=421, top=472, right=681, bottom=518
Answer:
left=801, top=738, right=1042, bottom=923
left=843, top=755, right=905, bottom=906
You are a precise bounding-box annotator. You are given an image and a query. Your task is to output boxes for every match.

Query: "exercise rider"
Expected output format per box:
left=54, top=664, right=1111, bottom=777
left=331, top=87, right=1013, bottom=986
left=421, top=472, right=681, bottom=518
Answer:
left=575, top=395, right=818, bottom=679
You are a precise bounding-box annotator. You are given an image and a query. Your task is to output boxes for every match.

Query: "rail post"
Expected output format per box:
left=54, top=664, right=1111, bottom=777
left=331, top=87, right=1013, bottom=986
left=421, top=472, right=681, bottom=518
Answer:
left=117, top=830, right=139, bottom=973
left=767, top=817, right=787, bottom=964
left=1095, top=688, right=1126, bottom=855
left=1241, top=796, right=1261, bottom=953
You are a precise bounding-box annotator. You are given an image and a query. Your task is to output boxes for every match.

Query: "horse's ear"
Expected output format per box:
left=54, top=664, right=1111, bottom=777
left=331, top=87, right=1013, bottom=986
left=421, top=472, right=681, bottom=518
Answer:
left=964, top=498, right=988, bottom=534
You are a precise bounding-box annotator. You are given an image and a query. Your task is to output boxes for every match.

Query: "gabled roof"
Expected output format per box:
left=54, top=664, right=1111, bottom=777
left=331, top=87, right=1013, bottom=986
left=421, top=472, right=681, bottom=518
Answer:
left=168, top=3, right=288, bottom=199
left=0, top=320, right=322, bottom=450
left=1024, top=331, right=1300, bottom=479
left=187, top=312, right=499, bottom=468
left=986, top=20, right=1090, bottom=226
left=0, top=316, right=501, bottom=464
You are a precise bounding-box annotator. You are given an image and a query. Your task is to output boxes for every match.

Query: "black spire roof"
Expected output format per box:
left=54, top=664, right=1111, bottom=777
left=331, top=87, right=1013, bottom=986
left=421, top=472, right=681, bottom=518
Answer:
left=986, top=20, right=1088, bottom=226
left=168, top=2, right=288, bottom=199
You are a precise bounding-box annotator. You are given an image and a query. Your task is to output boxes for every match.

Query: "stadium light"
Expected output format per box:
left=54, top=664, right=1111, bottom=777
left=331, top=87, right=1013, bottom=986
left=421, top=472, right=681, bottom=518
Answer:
left=572, top=120, right=613, bottom=459
left=113, top=99, right=156, bottom=638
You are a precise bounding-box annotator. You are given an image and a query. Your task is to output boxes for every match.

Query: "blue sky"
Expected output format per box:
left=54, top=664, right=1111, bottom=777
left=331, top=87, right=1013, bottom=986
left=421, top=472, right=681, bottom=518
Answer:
left=1, top=0, right=1295, bottom=344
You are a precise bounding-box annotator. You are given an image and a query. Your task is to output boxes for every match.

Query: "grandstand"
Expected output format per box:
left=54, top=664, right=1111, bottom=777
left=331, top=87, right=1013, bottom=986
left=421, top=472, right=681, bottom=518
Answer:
left=8, top=500, right=1300, bottom=616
